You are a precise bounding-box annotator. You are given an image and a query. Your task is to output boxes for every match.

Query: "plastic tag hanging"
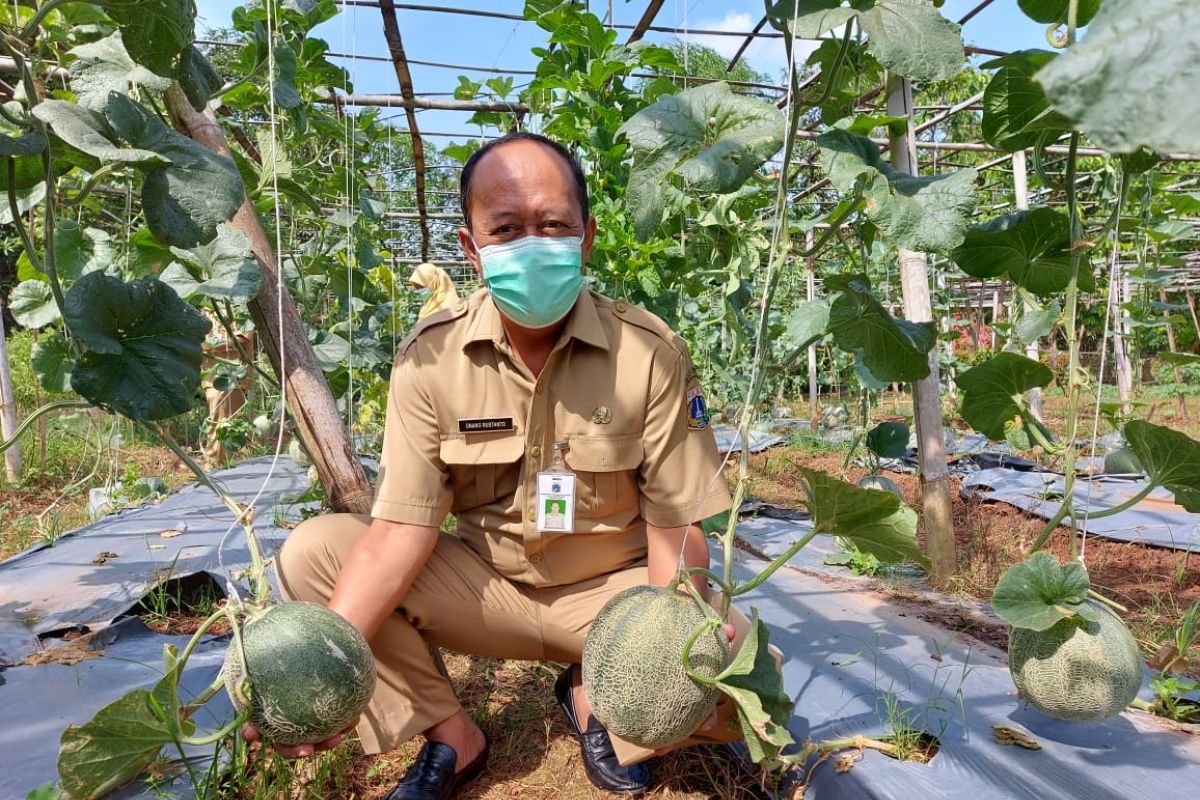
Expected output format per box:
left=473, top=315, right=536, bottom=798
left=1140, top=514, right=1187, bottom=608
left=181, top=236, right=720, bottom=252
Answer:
left=536, top=441, right=576, bottom=533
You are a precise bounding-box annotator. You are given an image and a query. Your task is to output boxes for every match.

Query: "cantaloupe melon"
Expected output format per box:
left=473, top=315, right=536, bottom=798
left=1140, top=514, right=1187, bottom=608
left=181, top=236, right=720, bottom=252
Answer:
left=223, top=602, right=376, bottom=745
left=856, top=474, right=904, bottom=499
left=582, top=586, right=730, bottom=749
left=1103, top=447, right=1143, bottom=475
left=1008, top=601, right=1142, bottom=722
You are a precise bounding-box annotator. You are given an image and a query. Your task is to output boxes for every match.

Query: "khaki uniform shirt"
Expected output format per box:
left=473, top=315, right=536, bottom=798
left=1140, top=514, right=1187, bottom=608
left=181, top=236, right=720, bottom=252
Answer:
left=371, top=289, right=732, bottom=587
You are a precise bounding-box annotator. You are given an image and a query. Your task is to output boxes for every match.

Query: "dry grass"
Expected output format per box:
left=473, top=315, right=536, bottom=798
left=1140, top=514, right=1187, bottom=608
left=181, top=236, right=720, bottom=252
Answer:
left=282, top=654, right=780, bottom=800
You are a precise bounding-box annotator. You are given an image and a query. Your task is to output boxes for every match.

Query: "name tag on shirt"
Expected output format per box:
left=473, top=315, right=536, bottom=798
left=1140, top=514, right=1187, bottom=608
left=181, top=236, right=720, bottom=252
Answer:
left=458, top=417, right=515, bottom=433
left=536, top=470, right=576, bottom=533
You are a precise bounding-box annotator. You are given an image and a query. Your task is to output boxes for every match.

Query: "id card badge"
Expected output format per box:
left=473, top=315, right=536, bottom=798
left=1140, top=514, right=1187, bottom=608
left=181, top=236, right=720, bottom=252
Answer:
left=536, top=469, right=576, bottom=533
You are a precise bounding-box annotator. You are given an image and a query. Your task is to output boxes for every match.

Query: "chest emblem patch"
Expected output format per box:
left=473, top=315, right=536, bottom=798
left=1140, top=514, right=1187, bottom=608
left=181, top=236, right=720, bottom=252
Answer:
left=687, top=387, right=710, bottom=430
left=591, top=405, right=612, bottom=425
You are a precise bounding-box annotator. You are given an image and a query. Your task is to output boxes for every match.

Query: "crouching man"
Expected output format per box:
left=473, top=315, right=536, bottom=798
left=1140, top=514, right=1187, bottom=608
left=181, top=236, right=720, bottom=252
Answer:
left=253, top=133, right=736, bottom=798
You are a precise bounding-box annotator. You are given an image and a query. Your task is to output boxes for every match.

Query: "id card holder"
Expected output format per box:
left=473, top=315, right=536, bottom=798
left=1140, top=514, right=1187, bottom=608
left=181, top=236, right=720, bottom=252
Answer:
left=536, top=441, right=575, bottom=533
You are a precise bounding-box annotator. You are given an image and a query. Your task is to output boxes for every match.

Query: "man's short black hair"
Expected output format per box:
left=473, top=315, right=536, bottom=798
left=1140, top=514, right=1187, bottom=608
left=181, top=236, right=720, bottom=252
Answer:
left=459, top=132, right=589, bottom=229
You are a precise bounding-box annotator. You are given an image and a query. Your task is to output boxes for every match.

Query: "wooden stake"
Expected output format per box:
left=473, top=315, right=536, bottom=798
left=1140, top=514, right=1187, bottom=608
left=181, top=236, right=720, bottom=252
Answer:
left=0, top=309, right=21, bottom=481
left=164, top=87, right=373, bottom=515
left=886, top=74, right=955, bottom=586
left=1160, top=287, right=1189, bottom=420
left=1012, top=149, right=1044, bottom=421
left=806, top=229, right=819, bottom=421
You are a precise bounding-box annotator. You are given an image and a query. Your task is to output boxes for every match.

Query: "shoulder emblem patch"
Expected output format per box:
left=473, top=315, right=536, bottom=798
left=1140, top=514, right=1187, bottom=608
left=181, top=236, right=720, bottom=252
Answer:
left=687, top=387, right=710, bottom=430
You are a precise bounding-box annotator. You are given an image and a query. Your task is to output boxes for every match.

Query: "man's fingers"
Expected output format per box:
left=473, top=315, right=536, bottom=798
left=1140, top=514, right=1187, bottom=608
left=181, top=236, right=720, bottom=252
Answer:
left=241, top=723, right=260, bottom=742
left=724, top=623, right=736, bottom=642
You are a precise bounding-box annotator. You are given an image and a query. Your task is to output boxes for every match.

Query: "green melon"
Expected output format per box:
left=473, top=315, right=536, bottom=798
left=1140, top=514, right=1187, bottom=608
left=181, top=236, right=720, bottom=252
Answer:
left=1008, top=601, right=1142, bottom=722
left=856, top=474, right=904, bottom=499
left=1103, top=447, right=1143, bottom=475
left=223, top=602, right=376, bottom=745
left=582, top=586, right=730, bottom=749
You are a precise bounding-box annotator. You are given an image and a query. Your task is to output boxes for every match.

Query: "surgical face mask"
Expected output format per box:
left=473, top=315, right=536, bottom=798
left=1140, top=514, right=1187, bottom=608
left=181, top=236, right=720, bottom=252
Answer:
left=474, top=235, right=584, bottom=329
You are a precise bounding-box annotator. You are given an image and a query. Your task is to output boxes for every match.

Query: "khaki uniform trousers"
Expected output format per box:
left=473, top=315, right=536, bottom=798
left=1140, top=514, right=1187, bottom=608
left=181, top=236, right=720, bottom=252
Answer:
left=276, top=512, right=655, bottom=755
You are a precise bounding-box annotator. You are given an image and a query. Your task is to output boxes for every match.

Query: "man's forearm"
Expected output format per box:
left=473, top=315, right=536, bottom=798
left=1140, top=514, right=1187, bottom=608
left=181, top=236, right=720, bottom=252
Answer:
left=328, top=518, right=440, bottom=641
left=646, top=523, right=711, bottom=599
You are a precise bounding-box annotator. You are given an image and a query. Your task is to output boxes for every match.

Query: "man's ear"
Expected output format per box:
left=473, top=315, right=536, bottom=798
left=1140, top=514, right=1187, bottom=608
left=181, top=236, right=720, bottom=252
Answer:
left=582, top=215, right=598, bottom=262
left=459, top=226, right=483, bottom=278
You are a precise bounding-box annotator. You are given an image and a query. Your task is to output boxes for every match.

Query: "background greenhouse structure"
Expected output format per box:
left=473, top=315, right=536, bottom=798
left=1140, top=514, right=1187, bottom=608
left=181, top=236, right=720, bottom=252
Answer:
left=2, top=0, right=1200, bottom=798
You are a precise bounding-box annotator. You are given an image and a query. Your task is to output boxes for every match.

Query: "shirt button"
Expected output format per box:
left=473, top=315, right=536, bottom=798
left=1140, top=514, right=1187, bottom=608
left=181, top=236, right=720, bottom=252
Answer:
left=614, top=299, right=628, bottom=313
left=530, top=445, right=542, bottom=458
left=529, top=552, right=544, bottom=565
left=527, top=508, right=537, bottom=522
left=535, top=383, right=546, bottom=395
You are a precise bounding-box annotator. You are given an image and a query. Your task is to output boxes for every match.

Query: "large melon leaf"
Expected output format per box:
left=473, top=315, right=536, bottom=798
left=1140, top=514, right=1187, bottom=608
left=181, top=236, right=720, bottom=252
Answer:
left=1036, top=0, right=1200, bottom=154
left=618, top=83, right=783, bottom=241
left=65, top=273, right=210, bottom=421
left=955, top=353, right=1053, bottom=440
left=31, top=331, right=74, bottom=394
left=818, top=129, right=977, bottom=253
left=950, top=207, right=1084, bottom=296
left=866, top=420, right=909, bottom=459
left=97, top=0, right=195, bottom=78
left=1018, top=0, right=1100, bottom=25
left=856, top=0, right=965, bottom=83
left=799, top=467, right=928, bottom=568
left=0, top=127, right=46, bottom=157
left=54, top=220, right=116, bottom=283
left=712, top=611, right=795, bottom=764
left=825, top=274, right=934, bottom=383
left=765, top=0, right=858, bottom=38
left=67, top=33, right=174, bottom=112
left=980, top=50, right=1071, bottom=152
left=1124, top=421, right=1200, bottom=512
left=58, top=646, right=192, bottom=799
left=10, top=280, right=60, bottom=328
left=162, top=224, right=261, bottom=301
left=32, top=100, right=165, bottom=164
left=992, top=552, right=1098, bottom=631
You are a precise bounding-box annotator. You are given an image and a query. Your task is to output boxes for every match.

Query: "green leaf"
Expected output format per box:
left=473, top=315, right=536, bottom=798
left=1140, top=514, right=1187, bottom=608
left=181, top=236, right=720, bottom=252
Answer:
left=67, top=32, right=173, bottom=112
left=1160, top=352, right=1200, bottom=367
left=31, top=331, right=74, bottom=394
left=766, top=0, right=858, bottom=38
left=126, top=228, right=176, bottom=277
left=101, top=93, right=246, bottom=247
left=0, top=182, right=46, bottom=225
left=618, top=83, right=784, bottom=241
left=955, top=352, right=1053, bottom=440
left=272, top=38, right=302, bottom=110
left=866, top=421, right=909, bottom=459
left=1036, top=0, right=1200, bottom=154
left=1018, top=0, right=1100, bottom=25
left=824, top=274, right=934, bottom=383
left=56, top=689, right=175, bottom=799
left=54, top=220, right=116, bottom=283
left=65, top=273, right=210, bottom=421
left=818, top=129, right=977, bottom=253
left=785, top=299, right=830, bottom=346
left=179, top=46, right=225, bottom=111
left=97, top=0, right=195, bottom=78
left=800, top=467, right=928, bottom=567
left=1125, top=421, right=1200, bottom=513
left=857, top=0, right=965, bottom=83
left=1015, top=300, right=1060, bottom=344
left=713, top=612, right=795, bottom=764
left=164, top=223, right=261, bottom=301
left=950, top=207, right=1078, bottom=295
left=32, top=100, right=165, bottom=164
left=980, top=50, right=1070, bottom=151
left=991, top=552, right=1098, bottom=631
left=0, top=128, right=47, bottom=157
left=309, top=328, right=351, bottom=372
left=10, top=280, right=61, bottom=329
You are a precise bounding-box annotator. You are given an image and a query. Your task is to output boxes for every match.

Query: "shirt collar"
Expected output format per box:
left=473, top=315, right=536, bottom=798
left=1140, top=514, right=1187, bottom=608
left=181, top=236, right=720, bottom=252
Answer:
left=464, top=289, right=609, bottom=352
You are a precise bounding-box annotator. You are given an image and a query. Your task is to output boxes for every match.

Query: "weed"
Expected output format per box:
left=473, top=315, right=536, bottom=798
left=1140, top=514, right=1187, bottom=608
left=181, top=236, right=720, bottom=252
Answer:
left=1144, top=674, right=1200, bottom=723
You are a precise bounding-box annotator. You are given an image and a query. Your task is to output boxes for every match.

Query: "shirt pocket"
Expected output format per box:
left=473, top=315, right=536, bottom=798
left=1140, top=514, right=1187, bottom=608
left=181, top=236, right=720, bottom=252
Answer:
left=439, top=433, right=525, bottom=510
left=563, top=434, right=644, bottom=519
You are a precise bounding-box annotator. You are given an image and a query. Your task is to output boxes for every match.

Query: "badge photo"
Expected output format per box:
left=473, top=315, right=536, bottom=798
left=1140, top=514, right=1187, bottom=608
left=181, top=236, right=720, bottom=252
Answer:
left=687, top=387, right=710, bottom=430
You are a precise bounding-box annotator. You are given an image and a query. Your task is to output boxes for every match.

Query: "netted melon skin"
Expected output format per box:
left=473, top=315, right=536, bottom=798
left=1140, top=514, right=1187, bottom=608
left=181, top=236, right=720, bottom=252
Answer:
left=1009, top=601, right=1142, bottom=722
left=582, top=586, right=730, bottom=749
left=223, top=601, right=376, bottom=745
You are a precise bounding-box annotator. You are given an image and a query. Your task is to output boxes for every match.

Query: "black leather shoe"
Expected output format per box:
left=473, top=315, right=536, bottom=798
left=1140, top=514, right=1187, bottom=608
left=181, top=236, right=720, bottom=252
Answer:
left=555, top=665, right=653, bottom=795
left=384, top=735, right=489, bottom=800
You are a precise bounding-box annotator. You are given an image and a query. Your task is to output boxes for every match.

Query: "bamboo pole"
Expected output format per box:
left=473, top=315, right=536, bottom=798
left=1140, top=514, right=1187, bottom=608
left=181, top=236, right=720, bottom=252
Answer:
left=1013, top=149, right=1044, bottom=421
left=806, top=229, right=819, bottom=421
left=163, top=86, right=373, bottom=515
left=0, top=310, right=21, bottom=481
left=1160, top=287, right=1189, bottom=420
left=887, top=74, right=955, bottom=587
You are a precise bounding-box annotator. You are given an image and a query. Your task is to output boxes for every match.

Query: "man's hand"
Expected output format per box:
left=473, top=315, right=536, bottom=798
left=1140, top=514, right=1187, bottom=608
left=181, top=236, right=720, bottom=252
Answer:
left=240, top=718, right=359, bottom=759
